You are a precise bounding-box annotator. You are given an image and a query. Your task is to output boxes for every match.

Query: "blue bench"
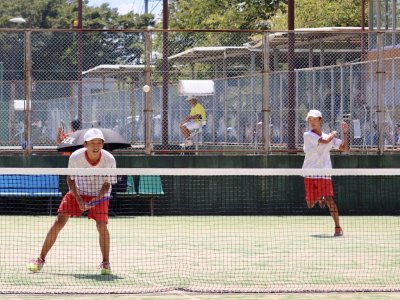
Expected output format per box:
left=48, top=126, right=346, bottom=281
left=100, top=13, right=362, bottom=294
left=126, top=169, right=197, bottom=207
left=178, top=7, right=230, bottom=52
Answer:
left=0, top=175, right=62, bottom=214
left=138, top=175, right=164, bottom=216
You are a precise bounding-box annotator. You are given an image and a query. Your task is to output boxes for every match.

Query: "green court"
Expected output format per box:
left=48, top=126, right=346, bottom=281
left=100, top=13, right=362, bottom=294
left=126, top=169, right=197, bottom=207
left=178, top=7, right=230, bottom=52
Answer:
left=1, top=215, right=399, bottom=295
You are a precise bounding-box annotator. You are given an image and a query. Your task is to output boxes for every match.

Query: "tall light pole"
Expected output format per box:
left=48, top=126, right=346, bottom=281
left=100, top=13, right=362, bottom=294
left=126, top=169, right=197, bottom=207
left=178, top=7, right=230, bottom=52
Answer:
left=9, top=17, right=32, bottom=155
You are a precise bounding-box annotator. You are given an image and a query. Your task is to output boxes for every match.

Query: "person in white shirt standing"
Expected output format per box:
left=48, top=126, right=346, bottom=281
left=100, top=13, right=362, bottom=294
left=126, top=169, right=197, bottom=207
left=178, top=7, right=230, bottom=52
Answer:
left=302, top=110, right=348, bottom=237
left=28, top=128, right=117, bottom=275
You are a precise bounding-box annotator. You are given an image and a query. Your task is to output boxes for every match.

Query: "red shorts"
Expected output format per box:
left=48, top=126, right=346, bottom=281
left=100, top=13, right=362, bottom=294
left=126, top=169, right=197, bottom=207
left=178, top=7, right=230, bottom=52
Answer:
left=58, top=191, right=109, bottom=223
left=304, top=177, right=334, bottom=203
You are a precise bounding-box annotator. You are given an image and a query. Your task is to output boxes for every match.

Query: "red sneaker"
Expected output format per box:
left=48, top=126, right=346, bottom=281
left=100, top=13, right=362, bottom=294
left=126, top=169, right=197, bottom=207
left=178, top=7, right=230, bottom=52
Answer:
left=334, top=227, right=343, bottom=237
left=99, top=261, right=112, bottom=275
left=27, top=258, right=45, bottom=273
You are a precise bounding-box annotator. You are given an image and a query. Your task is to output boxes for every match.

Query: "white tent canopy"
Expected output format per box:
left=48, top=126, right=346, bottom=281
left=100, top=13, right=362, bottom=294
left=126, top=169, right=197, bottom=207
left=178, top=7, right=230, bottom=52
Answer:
left=178, top=80, right=215, bottom=96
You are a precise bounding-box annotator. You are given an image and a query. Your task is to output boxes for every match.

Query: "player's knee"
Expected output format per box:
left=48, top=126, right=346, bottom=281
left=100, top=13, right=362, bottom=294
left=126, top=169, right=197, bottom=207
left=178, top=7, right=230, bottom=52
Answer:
left=325, top=197, right=335, bottom=206
left=306, top=200, right=315, bottom=208
left=96, top=221, right=108, bottom=231
left=55, top=214, right=69, bottom=226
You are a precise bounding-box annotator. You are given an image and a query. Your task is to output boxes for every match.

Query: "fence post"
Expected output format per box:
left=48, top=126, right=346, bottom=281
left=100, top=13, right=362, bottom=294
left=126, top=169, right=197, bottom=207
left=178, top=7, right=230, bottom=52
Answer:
left=376, top=31, right=385, bottom=154
left=144, top=31, right=153, bottom=155
left=24, top=27, right=32, bottom=155
left=262, top=32, right=271, bottom=152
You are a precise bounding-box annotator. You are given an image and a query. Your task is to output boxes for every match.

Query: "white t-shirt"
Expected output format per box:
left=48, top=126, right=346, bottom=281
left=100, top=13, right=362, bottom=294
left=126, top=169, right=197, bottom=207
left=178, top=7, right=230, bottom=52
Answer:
left=68, top=148, right=117, bottom=196
left=302, top=130, right=342, bottom=169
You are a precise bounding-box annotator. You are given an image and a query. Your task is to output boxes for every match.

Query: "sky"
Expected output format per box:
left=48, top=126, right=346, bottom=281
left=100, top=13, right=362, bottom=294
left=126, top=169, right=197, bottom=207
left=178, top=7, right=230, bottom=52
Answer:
left=87, top=0, right=162, bottom=16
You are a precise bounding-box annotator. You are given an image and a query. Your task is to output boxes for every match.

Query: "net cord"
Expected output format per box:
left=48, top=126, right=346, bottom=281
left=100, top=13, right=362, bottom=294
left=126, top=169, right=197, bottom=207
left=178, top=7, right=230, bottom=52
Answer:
left=0, top=168, right=399, bottom=176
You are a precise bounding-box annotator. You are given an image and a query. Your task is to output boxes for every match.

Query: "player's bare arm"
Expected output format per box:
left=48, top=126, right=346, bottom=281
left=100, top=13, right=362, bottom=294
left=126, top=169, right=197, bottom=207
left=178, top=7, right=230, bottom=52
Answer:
left=88, top=182, right=111, bottom=206
left=67, top=176, right=86, bottom=211
left=318, top=131, right=337, bottom=144
left=339, top=122, right=349, bottom=151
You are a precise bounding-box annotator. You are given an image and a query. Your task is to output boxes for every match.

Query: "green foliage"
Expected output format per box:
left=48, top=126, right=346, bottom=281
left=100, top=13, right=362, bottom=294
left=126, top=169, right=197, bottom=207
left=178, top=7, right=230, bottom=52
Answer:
left=0, top=0, right=156, bottom=82
left=168, top=0, right=280, bottom=30
left=156, top=0, right=280, bottom=60
left=269, top=0, right=365, bottom=30
left=0, top=0, right=155, bottom=29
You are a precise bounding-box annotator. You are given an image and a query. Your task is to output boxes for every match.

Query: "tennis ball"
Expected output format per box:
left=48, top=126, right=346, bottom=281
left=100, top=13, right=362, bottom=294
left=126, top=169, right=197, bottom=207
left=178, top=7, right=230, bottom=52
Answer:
left=142, top=85, right=150, bottom=93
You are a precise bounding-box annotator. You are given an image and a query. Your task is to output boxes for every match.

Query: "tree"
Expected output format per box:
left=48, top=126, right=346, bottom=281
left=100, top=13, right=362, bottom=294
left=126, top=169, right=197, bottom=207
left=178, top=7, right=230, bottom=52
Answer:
left=269, top=0, right=365, bottom=30
left=156, top=0, right=280, bottom=61
left=0, top=0, right=156, bottom=82
left=168, top=0, right=280, bottom=31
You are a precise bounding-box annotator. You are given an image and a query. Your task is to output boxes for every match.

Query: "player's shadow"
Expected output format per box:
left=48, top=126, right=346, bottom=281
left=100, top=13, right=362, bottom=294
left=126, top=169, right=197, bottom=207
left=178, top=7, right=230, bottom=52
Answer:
left=71, top=274, right=123, bottom=281
left=310, top=234, right=336, bottom=239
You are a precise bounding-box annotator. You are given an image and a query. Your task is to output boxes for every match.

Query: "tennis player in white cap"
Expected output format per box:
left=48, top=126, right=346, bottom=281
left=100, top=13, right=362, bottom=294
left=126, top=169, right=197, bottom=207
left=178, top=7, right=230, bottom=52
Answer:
left=28, top=128, right=117, bottom=275
left=302, top=110, right=348, bottom=237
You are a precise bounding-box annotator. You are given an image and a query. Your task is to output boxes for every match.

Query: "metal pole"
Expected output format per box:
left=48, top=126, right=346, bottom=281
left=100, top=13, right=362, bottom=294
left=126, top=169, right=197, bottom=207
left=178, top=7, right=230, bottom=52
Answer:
left=392, top=0, right=396, bottom=45
left=375, top=2, right=385, bottom=154
left=250, top=51, right=257, bottom=146
left=144, top=31, right=153, bottom=155
left=331, top=67, right=335, bottom=130
left=377, top=31, right=385, bottom=154
left=287, top=0, right=296, bottom=150
left=24, top=24, right=32, bottom=155
left=262, top=32, right=271, bottom=152
left=77, top=0, right=83, bottom=125
left=360, top=0, right=367, bottom=132
left=161, top=0, right=169, bottom=147
left=223, top=49, right=227, bottom=143
left=10, top=82, right=16, bottom=145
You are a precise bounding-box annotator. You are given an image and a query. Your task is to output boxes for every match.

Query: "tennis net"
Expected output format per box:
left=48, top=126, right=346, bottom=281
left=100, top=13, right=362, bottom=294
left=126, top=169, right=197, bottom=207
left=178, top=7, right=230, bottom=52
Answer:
left=0, top=167, right=399, bottom=294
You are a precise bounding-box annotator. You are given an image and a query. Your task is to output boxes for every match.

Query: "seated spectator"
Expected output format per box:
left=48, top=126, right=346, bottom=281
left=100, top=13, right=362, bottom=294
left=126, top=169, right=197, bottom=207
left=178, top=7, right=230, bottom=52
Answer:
left=179, top=97, right=206, bottom=147
left=395, top=124, right=400, bottom=145
left=57, top=118, right=81, bottom=143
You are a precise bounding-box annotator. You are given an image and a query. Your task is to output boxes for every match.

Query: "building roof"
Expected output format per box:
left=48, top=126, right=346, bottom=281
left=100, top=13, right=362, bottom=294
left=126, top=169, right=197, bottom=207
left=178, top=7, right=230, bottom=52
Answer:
left=167, top=27, right=363, bottom=65
left=168, top=46, right=254, bottom=64
left=246, top=27, right=363, bottom=52
left=82, top=64, right=150, bottom=77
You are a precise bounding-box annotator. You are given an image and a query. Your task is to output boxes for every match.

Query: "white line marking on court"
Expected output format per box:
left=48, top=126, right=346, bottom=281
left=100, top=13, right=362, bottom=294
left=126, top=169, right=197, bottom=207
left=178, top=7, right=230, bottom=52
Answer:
left=123, top=271, right=199, bottom=300
left=171, top=289, right=200, bottom=300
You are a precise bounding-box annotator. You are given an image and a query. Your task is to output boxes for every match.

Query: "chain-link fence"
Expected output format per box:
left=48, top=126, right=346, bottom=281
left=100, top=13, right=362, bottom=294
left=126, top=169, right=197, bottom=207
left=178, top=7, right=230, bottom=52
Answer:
left=0, top=28, right=398, bottom=154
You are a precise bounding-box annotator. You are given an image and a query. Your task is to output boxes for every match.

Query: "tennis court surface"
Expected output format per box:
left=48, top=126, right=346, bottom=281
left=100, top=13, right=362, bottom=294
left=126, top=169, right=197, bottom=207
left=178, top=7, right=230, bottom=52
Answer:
left=0, top=168, right=399, bottom=295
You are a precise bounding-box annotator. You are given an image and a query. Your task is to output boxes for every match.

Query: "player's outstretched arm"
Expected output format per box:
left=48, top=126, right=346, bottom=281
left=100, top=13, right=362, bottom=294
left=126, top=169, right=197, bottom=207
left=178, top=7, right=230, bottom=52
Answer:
left=87, top=182, right=111, bottom=206
left=339, top=122, right=349, bottom=151
left=318, top=131, right=337, bottom=144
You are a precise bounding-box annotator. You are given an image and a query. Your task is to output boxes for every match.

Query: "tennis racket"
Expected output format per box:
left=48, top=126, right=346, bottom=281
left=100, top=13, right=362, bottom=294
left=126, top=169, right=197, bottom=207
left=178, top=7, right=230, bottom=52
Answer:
left=87, top=196, right=112, bottom=208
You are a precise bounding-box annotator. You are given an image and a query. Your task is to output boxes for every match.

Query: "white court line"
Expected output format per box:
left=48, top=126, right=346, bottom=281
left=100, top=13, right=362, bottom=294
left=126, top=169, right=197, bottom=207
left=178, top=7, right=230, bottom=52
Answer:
left=124, top=271, right=200, bottom=300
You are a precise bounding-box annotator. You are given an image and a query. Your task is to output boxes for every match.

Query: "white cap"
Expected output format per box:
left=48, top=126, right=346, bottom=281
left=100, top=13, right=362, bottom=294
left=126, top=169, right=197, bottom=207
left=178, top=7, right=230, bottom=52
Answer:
left=305, top=109, right=322, bottom=121
left=186, top=95, right=196, bottom=101
left=84, top=128, right=105, bottom=142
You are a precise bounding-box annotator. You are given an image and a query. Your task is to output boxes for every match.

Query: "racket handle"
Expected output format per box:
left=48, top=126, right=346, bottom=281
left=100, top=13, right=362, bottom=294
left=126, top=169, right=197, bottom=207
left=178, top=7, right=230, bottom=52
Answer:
left=88, top=196, right=111, bottom=207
